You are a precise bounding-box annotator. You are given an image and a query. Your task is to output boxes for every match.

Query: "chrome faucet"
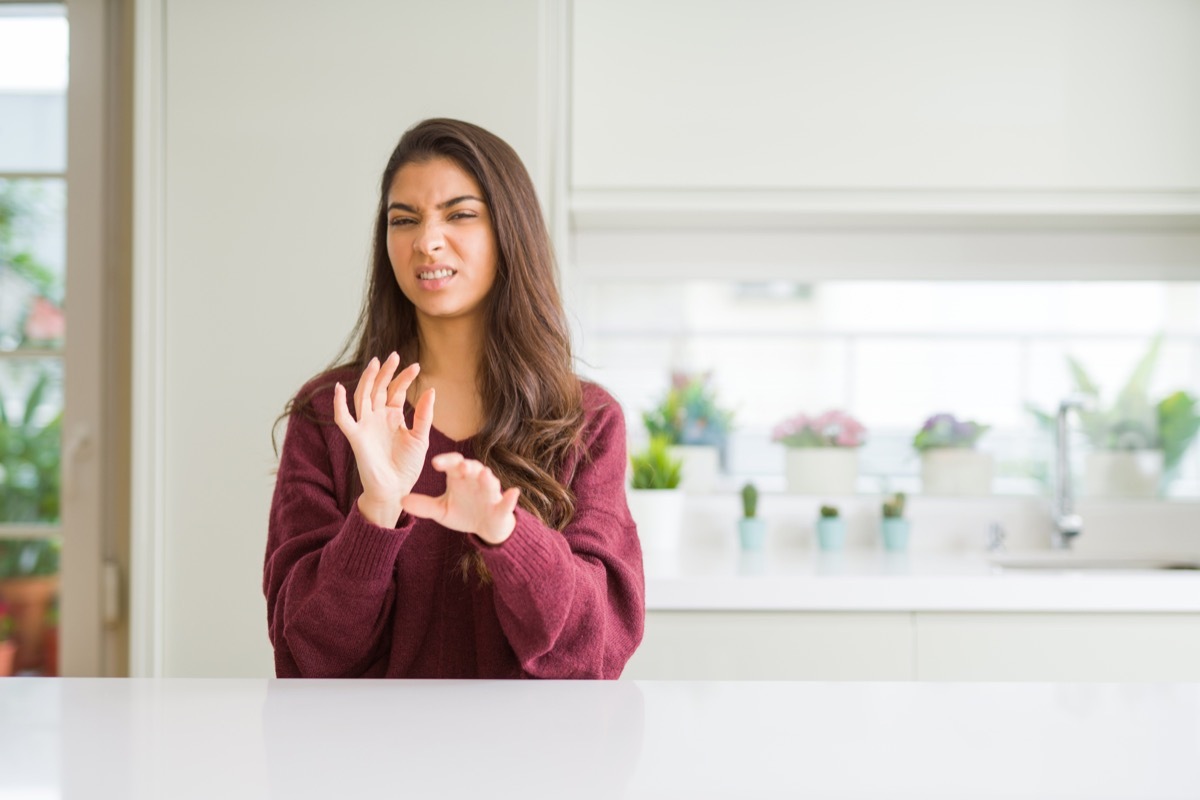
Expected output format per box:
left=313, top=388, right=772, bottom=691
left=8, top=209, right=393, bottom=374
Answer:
left=1052, top=396, right=1090, bottom=549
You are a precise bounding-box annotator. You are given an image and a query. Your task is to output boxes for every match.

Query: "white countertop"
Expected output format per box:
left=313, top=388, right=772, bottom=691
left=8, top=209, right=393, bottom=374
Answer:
left=1, top=678, right=1196, bottom=799
left=644, top=547, right=1200, bottom=612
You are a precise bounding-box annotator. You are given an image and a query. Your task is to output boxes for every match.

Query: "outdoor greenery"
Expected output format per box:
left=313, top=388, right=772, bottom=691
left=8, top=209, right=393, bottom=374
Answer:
left=0, top=537, right=60, bottom=579
left=0, top=369, right=61, bottom=523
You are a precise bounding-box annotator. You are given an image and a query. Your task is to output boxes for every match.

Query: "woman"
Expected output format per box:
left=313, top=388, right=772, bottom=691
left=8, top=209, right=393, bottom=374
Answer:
left=264, top=119, right=645, bottom=679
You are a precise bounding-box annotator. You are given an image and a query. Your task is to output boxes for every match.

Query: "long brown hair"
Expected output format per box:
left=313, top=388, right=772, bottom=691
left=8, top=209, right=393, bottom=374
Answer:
left=280, top=119, right=585, bottom=578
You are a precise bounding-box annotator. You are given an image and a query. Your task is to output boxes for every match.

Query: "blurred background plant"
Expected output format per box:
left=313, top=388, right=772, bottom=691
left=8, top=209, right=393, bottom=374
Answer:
left=1028, top=334, right=1200, bottom=478
left=912, top=413, right=989, bottom=451
left=773, top=410, right=867, bottom=448
left=882, top=492, right=907, bottom=519
left=642, top=371, right=734, bottom=447
left=629, top=436, right=683, bottom=490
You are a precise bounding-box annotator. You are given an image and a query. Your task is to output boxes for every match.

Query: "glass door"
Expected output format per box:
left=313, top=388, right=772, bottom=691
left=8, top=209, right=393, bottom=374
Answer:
left=0, top=3, right=68, bottom=677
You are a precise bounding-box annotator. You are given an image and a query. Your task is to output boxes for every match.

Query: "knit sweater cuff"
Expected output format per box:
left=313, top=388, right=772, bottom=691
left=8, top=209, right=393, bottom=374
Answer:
left=472, top=508, right=566, bottom=584
left=323, top=503, right=412, bottom=582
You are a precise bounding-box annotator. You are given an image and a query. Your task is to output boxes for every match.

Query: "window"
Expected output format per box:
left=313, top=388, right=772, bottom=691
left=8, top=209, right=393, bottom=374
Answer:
left=577, top=279, right=1200, bottom=500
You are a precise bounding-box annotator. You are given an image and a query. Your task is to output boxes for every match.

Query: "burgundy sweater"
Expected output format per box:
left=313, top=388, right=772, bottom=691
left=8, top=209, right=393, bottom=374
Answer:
left=264, top=374, right=645, bottom=679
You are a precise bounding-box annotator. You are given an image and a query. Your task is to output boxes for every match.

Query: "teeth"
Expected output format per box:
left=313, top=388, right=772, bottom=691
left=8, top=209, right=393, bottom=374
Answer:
left=419, top=268, right=456, bottom=280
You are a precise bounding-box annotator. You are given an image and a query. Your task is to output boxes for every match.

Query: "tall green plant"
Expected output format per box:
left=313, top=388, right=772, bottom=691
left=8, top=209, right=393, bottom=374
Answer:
left=1027, top=334, right=1200, bottom=474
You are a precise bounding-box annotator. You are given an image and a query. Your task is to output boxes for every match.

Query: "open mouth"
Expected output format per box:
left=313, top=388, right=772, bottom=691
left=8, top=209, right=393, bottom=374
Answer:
left=417, top=268, right=457, bottom=280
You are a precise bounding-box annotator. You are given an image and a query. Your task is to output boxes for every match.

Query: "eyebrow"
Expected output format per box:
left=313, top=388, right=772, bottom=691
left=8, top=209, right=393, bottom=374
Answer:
left=387, top=195, right=485, bottom=213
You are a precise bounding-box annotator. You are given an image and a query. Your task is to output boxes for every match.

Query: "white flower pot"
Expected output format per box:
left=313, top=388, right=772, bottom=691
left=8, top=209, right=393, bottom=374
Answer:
left=668, top=444, right=720, bottom=493
left=919, top=448, right=993, bottom=496
left=1083, top=450, right=1163, bottom=499
left=625, top=488, right=686, bottom=552
left=784, top=448, right=858, bottom=495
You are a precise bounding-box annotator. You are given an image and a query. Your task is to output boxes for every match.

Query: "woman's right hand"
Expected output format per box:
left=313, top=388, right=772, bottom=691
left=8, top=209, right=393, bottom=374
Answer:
left=332, top=353, right=435, bottom=527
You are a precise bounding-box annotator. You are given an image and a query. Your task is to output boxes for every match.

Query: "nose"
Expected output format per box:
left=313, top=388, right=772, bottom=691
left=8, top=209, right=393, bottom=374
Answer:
left=413, top=220, right=444, bottom=254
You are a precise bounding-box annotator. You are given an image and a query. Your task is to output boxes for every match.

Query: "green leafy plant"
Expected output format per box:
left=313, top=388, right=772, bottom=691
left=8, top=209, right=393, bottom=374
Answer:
left=882, top=492, right=906, bottom=519
left=0, top=368, right=62, bottom=523
left=819, top=504, right=839, bottom=518
left=912, top=413, right=989, bottom=451
left=741, top=482, right=759, bottom=518
left=1027, top=334, right=1200, bottom=474
left=629, top=436, right=683, bottom=490
left=642, top=372, right=734, bottom=446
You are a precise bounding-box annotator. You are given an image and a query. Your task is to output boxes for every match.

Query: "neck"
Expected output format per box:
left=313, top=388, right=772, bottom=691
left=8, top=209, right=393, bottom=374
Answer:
left=414, top=313, right=485, bottom=387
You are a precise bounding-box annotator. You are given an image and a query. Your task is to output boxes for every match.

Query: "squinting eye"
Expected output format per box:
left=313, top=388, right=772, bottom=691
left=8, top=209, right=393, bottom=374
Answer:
left=449, top=212, right=477, bottom=221
left=388, top=218, right=416, bottom=227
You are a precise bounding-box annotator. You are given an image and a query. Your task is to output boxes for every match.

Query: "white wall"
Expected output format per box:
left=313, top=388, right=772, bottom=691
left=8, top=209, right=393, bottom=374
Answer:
left=150, top=0, right=545, bottom=676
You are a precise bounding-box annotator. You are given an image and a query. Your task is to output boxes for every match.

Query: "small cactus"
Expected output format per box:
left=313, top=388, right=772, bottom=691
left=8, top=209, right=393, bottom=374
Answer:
left=741, top=482, right=758, bottom=518
left=882, top=492, right=906, bottom=519
left=819, top=504, right=839, bottom=518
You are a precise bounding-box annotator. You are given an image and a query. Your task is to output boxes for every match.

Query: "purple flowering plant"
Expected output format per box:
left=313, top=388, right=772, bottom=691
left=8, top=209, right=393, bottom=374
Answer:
left=912, top=413, right=989, bottom=451
left=772, top=410, right=867, bottom=448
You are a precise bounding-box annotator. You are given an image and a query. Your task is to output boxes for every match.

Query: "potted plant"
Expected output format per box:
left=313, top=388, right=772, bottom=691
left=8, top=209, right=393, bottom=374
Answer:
left=0, top=537, right=60, bottom=675
left=772, top=410, right=866, bottom=495
left=0, top=599, right=15, bottom=677
left=880, top=492, right=909, bottom=552
left=643, top=372, right=734, bottom=493
left=627, top=436, right=685, bottom=553
left=913, top=413, right=992, bottom=496
left=737, top=482, right=766, bottom=551
left=815, top=504, right=845, bottom=552
left=1029, top=334, right=1200, bottom=498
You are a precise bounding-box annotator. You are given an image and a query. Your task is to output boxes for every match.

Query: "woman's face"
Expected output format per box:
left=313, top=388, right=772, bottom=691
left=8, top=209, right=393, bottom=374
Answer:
left=386, top=156, right=499, bottom=324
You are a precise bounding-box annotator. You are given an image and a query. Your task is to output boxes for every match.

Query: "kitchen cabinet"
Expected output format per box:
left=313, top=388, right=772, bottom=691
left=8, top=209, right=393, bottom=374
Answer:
left=626, top=610, right=1200, bottom=681
left=914, top=612, right=1200, bottom=681
left=572, top=0, right=1200, bottom=197
left=624, top=611, right=914, bottom=680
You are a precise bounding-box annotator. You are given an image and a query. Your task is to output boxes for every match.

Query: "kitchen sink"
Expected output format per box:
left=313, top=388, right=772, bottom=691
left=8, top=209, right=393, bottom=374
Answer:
left=988, top=552, right=1200, bottom=571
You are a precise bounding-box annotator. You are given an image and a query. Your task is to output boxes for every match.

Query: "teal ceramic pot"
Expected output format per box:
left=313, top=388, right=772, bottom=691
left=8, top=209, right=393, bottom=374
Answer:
left=815, top=517, right=845, bottom=551
left=738, top=517, right=767, bottom=551
left=881, top=517, right=910, bottom=551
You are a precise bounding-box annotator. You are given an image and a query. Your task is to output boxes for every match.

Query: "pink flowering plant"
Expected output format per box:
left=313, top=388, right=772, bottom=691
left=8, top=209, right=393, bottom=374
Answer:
left=772, top=410, right=867, bottom=448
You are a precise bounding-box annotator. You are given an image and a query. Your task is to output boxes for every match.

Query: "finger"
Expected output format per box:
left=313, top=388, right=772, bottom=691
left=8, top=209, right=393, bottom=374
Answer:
left=401, top=491, right=446, bottom=522
left=332, top=383, right=354, bottom=434
left=386, top=362, right=421, bottom=408
left=500, top=486, right=521, bottom=516
left=411, top=387, right=435, bottom=442
left=373, top=352, right=400, bottom=410
left=431, top=452, right=465, bottom=472
left=456, top=459, right=484, bottom=481
left=355, top=357, right=379, bottom=418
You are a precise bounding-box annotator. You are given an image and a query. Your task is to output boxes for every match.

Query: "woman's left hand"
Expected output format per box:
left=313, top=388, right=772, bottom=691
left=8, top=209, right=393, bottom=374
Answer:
left=400, top=452, right=521, bottom=545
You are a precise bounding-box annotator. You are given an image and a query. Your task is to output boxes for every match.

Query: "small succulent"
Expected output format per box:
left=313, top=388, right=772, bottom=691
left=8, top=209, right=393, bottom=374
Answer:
left=741, top=482, right=759, bottom=518
left=819, top=504, right=840, bottom=518
left=882, top=492, right=906, bottom=519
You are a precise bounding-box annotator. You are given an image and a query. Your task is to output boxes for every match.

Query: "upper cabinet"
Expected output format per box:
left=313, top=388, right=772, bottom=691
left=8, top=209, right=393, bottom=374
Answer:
left=570, top=0, right=1200, bottom=230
